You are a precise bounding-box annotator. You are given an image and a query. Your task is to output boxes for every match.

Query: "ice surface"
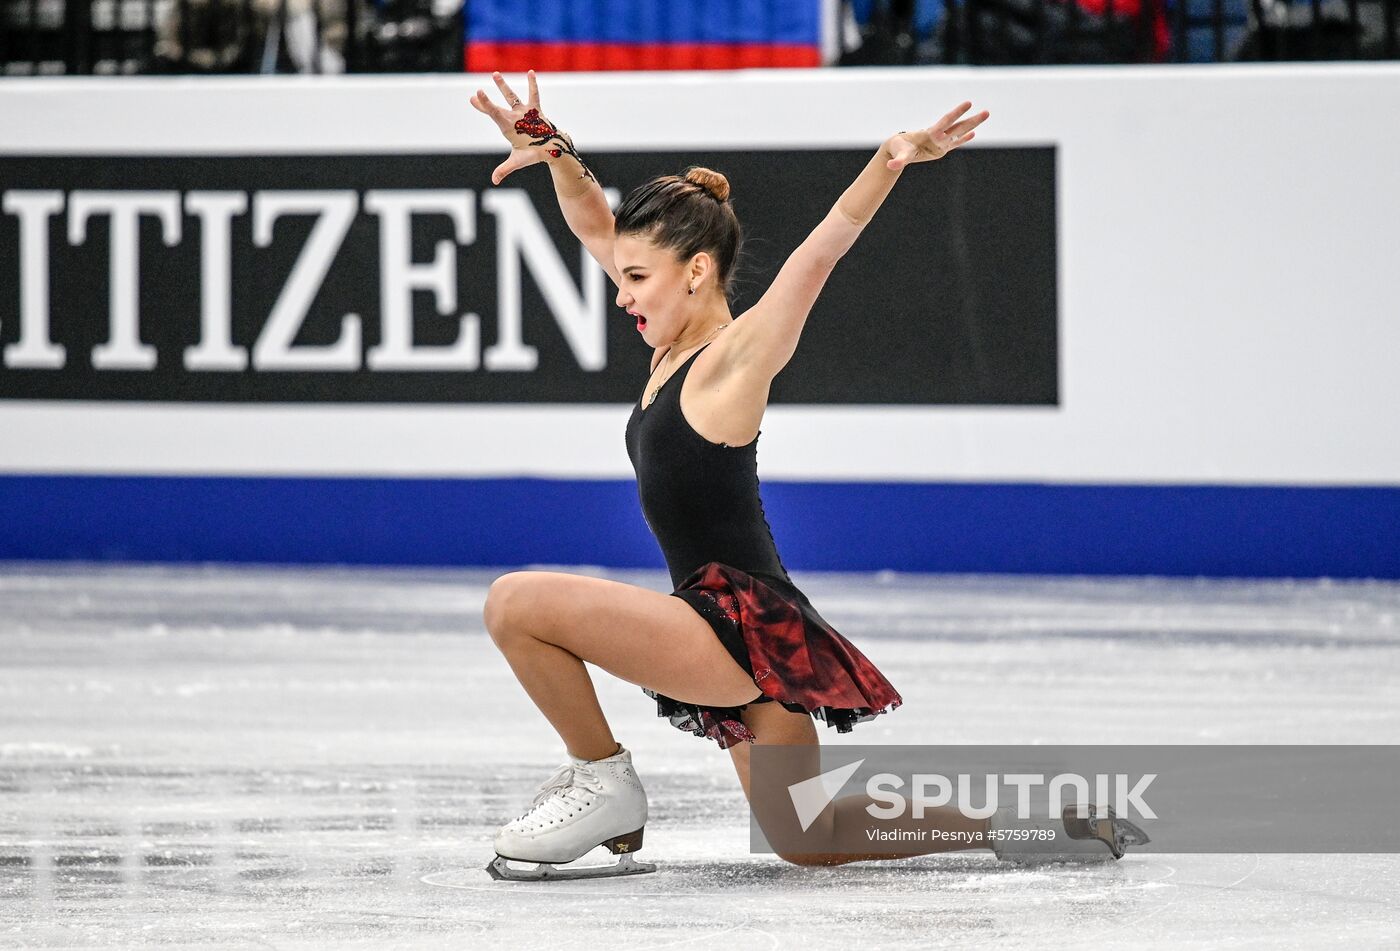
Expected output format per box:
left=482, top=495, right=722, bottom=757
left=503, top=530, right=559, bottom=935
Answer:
left=3, top=564, right=1400, bottom=949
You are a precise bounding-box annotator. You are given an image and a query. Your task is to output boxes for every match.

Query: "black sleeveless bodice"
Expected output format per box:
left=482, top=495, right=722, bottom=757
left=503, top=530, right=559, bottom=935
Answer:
left=625, top=344, right=790, bottom=590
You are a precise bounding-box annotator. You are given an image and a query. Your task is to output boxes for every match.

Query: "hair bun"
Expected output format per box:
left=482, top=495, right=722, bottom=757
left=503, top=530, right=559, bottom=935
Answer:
left=683, top=166, right=730, bottom=203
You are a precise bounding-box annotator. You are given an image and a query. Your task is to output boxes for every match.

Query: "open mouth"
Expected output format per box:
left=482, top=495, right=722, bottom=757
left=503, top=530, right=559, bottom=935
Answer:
left=635, top=315, right=647, bottom=331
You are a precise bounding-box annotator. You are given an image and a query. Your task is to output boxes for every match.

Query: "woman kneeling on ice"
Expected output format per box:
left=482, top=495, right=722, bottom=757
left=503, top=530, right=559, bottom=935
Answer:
left=471, top=71, right=1144, bottom=880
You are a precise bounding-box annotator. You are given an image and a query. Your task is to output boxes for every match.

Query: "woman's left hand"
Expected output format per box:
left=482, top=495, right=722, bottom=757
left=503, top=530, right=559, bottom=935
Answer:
left=885, top=102, right=991, bottom=171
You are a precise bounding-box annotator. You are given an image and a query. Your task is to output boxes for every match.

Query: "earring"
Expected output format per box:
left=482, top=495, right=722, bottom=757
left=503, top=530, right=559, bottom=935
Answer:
left=687, top=286, right=694, bottom=296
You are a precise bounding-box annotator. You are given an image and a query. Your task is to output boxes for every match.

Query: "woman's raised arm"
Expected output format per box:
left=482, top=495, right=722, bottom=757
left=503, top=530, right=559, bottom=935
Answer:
left=730, top=101, right=991, bottom=381
left=471, top=71, right=621, bottom=287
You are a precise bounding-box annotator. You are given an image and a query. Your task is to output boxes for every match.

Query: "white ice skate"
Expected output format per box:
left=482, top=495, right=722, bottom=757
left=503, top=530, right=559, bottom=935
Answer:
left=989, top=802, right=1150, bottom=864
left=487, top=744, right=656, bottom=882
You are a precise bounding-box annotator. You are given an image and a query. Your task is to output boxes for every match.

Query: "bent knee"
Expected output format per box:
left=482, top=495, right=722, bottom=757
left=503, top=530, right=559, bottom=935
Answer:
left=483, top=571, right=536, bottom=646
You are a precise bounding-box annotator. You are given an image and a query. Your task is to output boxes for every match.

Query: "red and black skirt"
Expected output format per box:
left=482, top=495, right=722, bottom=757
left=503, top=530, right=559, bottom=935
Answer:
left=645, top=562, right=903, bottom=749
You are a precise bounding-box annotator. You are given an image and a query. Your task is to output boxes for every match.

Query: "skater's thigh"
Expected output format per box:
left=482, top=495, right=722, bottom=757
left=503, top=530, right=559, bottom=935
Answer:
left=484, top=570, right=761, bottom=708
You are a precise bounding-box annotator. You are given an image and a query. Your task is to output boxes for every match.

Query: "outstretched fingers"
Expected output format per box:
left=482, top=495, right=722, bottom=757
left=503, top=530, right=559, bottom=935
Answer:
left=492, top=71, right=525, bottom=110
left=944, top=108, right=991, bottom=140
left=934, top=101, right=973, bottom=134
left=526, top=69, right=539, bottom=108
left=471, top=88, right=507, bottom=122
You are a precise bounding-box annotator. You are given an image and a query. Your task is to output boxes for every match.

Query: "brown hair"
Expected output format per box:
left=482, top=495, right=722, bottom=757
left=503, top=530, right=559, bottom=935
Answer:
left=613, top=166, right=742, bottom=299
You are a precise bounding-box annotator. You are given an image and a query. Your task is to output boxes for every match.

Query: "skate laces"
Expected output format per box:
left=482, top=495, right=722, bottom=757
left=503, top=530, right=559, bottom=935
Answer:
left=514, top=760, right=606, bottom=826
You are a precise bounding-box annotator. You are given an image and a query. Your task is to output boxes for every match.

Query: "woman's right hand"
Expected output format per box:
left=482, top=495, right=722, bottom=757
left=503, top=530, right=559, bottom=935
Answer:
left=470, top=70, right=577, bottom=186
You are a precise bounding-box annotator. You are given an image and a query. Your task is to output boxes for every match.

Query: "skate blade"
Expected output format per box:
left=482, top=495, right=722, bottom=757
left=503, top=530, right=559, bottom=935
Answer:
left=1112, top=816, right=1151, bottom=848
left=486, top=851, right=657, bottom=882
left=1063, top=805, right=1151, bottom=859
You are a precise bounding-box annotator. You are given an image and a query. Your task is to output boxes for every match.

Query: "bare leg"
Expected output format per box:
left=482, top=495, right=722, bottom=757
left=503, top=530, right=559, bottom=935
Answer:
left=483, top=570, right=762, bottom=762
left=729, top=702, right=992, bottom=866
left=491, top=631, right=619, bottom=761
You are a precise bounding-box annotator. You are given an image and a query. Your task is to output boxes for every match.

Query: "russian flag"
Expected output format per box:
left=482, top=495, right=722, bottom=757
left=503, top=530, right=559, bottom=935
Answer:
left=465, top=0, right=825, bottom=71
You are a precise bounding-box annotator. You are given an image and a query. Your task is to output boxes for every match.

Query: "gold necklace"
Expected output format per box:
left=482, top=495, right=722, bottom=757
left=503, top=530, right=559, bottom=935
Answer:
left=646, top=323, right=730, bottom=407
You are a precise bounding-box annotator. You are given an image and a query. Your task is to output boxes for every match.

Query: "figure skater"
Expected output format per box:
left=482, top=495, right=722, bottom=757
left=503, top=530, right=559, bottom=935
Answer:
left=471, top=72, right=1144, bottom=880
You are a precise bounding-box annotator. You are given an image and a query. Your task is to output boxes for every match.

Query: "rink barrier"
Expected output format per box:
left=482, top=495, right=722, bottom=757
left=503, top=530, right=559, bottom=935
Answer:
left=2, top=474, right=1397, bottom=579
left=4, top=69, right=1400, bottom=577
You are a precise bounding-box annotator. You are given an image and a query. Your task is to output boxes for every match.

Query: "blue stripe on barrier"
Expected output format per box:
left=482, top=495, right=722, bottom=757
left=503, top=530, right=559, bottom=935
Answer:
left=2, top=475, right=1397, bottom=578
left=467, top=0, right=822, bottom=45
